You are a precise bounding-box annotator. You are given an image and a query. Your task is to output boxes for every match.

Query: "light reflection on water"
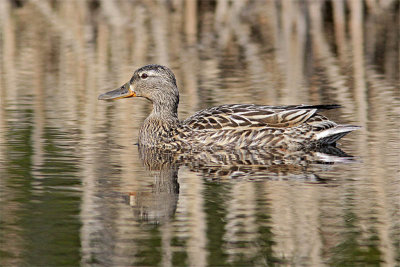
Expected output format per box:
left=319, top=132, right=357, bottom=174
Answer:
left=1, top=1, right=399, bottom=266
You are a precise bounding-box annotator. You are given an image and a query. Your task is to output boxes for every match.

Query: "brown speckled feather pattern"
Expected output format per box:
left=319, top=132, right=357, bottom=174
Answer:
left=98, top=65, right=359, bottom=150
left=163, top=104, right=351, bottom=150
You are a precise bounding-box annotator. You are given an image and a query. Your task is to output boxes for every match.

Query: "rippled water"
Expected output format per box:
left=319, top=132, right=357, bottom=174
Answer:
left=1, top=1, right=399, bottom=266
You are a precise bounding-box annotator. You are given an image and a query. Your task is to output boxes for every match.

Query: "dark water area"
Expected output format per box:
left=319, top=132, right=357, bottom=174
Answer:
left=0, top=1, right=399, bottom=266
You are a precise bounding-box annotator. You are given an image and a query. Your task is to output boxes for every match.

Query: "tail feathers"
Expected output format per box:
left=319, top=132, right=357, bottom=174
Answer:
left=315, top=125, right=360, bottom=145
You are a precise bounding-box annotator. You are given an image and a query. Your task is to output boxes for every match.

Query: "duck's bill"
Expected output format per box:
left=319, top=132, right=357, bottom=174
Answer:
left=98, top=82, right=136, bottom=100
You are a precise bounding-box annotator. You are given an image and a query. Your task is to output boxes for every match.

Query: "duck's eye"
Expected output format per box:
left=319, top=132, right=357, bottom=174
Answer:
left=140, top=73, right=148, bottom=79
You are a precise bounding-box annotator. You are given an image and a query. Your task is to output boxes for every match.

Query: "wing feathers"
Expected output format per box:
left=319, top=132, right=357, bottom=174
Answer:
left=184, top=104, right=321, bottom=130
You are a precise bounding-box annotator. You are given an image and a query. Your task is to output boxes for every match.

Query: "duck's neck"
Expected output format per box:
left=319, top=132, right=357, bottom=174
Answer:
left=152, top=99, right=179, bottom=118
left=139, top=101, right=180, bottom=147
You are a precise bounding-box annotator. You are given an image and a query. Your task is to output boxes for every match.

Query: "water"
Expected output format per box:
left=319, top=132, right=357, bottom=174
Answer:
left=1, top=1, right=399, bottom=266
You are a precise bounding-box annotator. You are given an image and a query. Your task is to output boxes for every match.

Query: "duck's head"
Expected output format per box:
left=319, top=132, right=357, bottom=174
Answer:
left=98, top=64, right=179, bottom=112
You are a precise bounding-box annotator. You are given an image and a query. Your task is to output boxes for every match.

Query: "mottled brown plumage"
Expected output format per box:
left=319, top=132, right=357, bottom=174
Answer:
left=98, top=64, right=359, bottom=150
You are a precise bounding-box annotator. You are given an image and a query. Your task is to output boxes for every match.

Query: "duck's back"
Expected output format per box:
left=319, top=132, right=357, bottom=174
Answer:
left=178, top=104, right=358, bottom=149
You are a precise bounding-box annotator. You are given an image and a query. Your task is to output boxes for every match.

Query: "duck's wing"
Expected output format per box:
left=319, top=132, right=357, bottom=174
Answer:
left=183, top=104, right=340, bottom=130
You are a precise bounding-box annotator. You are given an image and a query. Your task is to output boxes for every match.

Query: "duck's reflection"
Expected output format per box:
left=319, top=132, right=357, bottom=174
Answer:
left=125, top=148, right=180, bottom=224
left=126, top=146, right=354, bottom=223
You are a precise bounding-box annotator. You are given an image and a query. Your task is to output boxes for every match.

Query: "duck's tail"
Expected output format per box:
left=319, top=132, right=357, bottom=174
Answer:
left=315, top=125, right=361, bottom=145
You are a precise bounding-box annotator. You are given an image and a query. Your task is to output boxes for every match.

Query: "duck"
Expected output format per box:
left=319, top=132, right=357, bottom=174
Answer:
left=98, top=64, right=359, bottom=150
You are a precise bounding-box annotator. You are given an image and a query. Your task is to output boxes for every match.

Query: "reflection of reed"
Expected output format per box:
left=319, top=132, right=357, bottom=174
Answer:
left=363, top=68, right=400, bottom=266
left=0, top=0, right=17, bottom=101
left=332, top=0, right=348, bottom=62
left=0, top=2, right=28, bottom=266
left=224, top=181, right=258, bottom=264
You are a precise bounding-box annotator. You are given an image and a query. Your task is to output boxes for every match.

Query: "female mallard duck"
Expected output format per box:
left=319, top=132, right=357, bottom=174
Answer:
left=99, top=64, right=359, bottom=150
